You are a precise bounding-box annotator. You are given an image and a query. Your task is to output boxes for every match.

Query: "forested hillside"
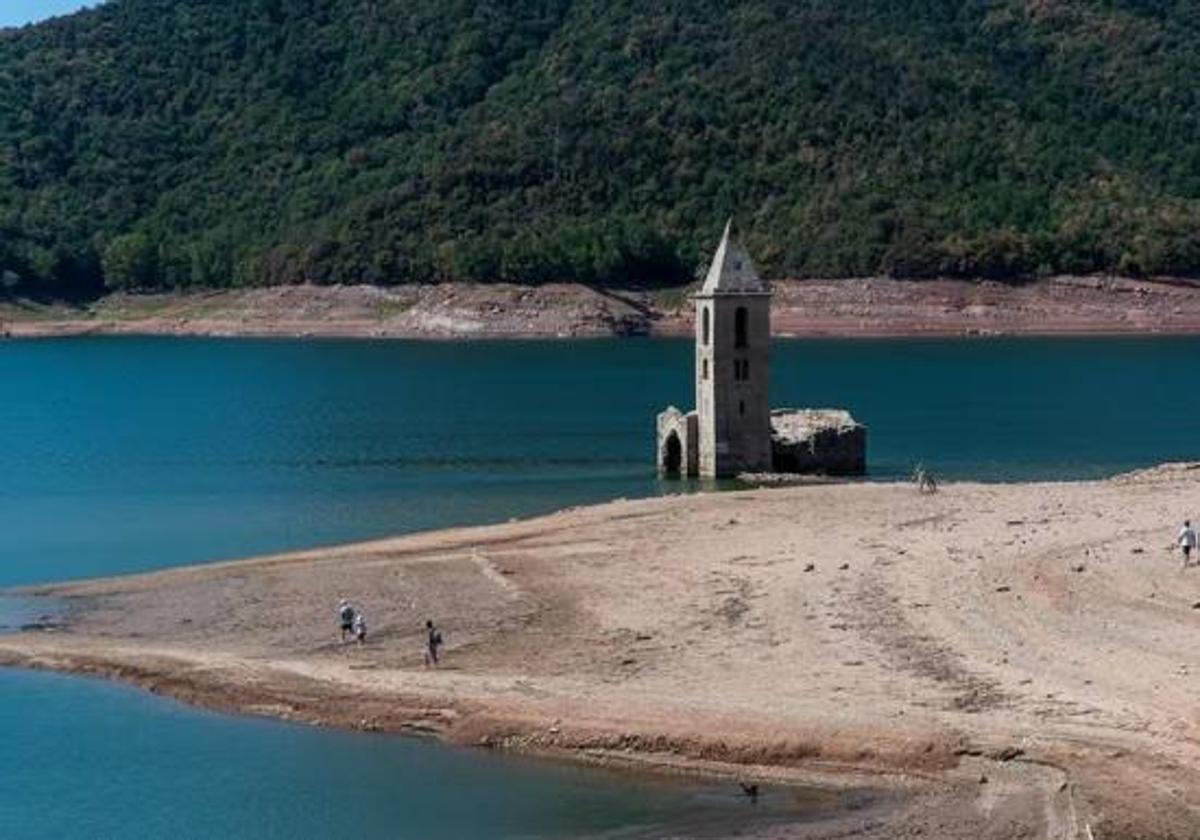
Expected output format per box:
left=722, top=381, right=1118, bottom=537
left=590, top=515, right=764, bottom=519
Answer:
left=4, top=0, right=1200, bottom=298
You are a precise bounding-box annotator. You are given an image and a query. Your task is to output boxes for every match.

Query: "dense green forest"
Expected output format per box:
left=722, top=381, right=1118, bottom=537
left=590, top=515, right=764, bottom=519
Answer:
left=4, top=0, right=1200, bottom=297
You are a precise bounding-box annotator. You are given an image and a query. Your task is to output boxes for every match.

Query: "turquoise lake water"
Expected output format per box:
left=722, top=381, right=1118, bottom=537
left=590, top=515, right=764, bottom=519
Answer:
left=1, top=667, right=817, bottom=840
left=3, top=335, right=1200, bottom=838
left=4, top=336, right=1200, bottom=587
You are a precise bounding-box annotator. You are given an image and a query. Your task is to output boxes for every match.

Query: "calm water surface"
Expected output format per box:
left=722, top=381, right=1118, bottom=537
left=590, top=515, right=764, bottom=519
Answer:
left=2, top=336, right=1199, bottom=586
left=0, top=668, right=811, bottom=840
left=3, top=335, right=1199, bottom=838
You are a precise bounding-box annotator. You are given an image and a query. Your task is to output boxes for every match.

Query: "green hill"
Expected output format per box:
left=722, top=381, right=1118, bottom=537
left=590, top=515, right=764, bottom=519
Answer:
left=4, top=0, right=1200, bottom=298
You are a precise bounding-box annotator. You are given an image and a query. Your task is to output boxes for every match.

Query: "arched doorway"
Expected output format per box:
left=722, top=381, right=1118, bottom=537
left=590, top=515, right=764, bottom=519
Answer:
left=661, top=431, right=682, bottom=476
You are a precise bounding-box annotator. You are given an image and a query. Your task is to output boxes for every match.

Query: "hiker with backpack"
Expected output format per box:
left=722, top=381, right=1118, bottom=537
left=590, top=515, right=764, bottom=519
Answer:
left=337, top=599, right=356, bottom=642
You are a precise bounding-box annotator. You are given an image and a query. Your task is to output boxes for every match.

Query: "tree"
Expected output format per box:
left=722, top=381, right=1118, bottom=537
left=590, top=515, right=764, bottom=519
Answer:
left=101, top=234, right=159, bottom=291
left=7, top=0, right=1200, bottom=297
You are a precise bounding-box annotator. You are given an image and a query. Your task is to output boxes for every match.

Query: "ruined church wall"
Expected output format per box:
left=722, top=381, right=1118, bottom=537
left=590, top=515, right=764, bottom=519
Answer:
left=656, top=408, right=698, bottom=477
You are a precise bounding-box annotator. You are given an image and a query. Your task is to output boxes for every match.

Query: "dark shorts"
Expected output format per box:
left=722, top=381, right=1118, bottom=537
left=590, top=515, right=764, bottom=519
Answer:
left=341, top=620, right=354, bottom=631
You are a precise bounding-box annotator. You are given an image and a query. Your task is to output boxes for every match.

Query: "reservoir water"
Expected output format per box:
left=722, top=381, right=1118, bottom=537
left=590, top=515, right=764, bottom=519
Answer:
left=1, top=667, right=815, bottom=840
left=4, top=335, right=1200, bottom=838
left=4, top=336, right=1200, bottom=587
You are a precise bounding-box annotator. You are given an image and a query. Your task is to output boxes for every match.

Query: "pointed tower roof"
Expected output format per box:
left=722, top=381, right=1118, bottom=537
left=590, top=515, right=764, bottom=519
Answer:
left=698, top=220, right=768, bottom=296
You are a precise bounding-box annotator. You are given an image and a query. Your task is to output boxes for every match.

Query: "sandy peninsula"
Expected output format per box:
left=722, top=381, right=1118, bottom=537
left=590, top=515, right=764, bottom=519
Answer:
left=5, top=274, right=1200, bottom=340
left=5, top=466, right=1200, bottom=838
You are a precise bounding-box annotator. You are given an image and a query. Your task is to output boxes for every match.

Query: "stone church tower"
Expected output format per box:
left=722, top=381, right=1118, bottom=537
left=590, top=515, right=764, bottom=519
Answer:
left=656, top=222, right=867, bottom=480
left=657, top=223, right=864, bottom=482
left=694, top=221, right=772, bottom=478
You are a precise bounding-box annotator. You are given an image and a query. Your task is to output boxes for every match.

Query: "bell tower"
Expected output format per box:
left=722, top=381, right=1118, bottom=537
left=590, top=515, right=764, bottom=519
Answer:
left=694, top=221, right=772, bottom=478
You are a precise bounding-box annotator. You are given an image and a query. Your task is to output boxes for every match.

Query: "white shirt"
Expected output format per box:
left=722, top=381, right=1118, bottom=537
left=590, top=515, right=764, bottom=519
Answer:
left=1180, top=526, right=1198, bottom=549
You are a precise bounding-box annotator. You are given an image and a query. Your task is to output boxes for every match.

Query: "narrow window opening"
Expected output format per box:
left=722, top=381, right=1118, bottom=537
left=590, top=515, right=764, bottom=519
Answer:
left=702, top=358, right=708, bottom=380
left=742, top=359, right=750, bottom=380
left=701, top=307, right=710, bottom=346
left=734, top=307, right=748, bottom=349
left=739, top=400, right=745, bottom=416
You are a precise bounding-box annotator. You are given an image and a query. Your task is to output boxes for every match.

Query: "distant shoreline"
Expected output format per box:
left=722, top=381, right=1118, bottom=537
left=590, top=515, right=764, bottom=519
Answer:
left=4, top=465, right=1200, bottom=837
left=5, top=275, right=1200, bottom=341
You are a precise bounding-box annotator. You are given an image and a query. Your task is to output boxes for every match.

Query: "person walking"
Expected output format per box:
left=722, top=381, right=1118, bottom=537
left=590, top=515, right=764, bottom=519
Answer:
left=338, top=599, right=356, bottom=642
left=424, top=620, right=444, bottom=667
left=1180, top=520, right=1198, bottom=569
left=353, top=610, right=367, bottom=645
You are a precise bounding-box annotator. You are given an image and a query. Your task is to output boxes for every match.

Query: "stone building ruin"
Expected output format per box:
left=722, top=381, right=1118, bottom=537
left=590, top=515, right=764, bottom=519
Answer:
left=656, top=222, right=867, bottom=479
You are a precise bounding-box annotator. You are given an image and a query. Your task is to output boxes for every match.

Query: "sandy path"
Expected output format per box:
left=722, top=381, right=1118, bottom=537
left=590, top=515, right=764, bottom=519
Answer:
left=5, top=466, right=1200, bottom=837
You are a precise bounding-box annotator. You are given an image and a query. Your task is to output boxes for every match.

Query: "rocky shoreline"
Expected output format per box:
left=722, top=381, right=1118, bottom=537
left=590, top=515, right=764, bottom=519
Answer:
left=5, top=275, right=1200, bottom=340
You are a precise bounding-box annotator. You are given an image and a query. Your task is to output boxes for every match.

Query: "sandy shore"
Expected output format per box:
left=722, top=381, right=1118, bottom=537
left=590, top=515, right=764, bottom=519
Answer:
left=5, top=466, right=1200, bottom=837
left=4, top=275, right=1200, bottom=340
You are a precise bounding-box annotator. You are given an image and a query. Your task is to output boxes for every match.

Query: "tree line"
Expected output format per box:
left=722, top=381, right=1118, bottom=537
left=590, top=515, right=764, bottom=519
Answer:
left=4, top=0, right=1200, bottom=299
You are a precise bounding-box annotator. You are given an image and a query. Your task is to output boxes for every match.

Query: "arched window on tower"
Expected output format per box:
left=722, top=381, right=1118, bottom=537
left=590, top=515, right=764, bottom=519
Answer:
left=702, top=307, right=710, bottom=346
left=734, top=307, right=748, bottom=348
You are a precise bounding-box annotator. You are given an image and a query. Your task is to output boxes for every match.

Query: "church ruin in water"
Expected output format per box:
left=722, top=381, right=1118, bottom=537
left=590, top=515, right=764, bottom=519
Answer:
left=656, top=223, right=867, bottom=479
